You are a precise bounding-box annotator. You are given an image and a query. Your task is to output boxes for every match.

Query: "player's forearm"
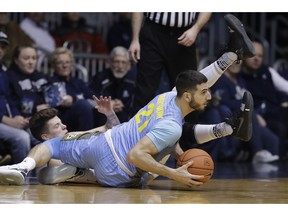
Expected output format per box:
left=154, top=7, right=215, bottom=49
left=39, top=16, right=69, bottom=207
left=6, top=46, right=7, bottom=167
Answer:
left=105, top=111, right=120, bottom=129
left=127, top=149, right=175, bottom=180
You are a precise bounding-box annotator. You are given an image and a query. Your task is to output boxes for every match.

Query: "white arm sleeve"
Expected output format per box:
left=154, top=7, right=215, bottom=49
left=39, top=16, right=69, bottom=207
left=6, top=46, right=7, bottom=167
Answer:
left=269, top=67, right=288, bottom=95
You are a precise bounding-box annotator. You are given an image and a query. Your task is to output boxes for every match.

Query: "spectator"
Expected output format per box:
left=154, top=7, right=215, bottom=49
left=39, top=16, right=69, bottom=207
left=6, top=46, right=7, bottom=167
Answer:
left=7, top=44, right=50, bottom=118
left=241, top=41, right=288, bottom=159
left=52, top=12, right=108, bottom=54
left=211, top=60, right=280, bottom=163
left=0, top=12, right=34, bottom=67
left=49, top=47, right=98, bottom=131
left=6, top=44, right=51, bottom=146
left=90, top=46, right=135, bottom=122
left=0, top=32, right=31, bottom=163
left=20, top=12, right=56, bottom=59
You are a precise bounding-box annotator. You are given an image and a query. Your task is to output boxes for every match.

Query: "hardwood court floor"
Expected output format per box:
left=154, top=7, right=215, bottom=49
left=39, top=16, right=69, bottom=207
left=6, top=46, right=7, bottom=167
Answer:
left=0, top=178, right=288, bottom=204
left=0, top=161, right=287, bottom=204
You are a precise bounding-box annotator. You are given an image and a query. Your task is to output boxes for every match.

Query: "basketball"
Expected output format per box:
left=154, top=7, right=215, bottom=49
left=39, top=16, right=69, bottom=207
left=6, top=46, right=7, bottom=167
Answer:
left=176, top=148, right=214, bottom=183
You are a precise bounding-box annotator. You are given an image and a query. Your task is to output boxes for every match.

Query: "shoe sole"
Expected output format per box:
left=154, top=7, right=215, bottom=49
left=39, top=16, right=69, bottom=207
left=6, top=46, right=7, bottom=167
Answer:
left=253, top=155, right=279, bottom=163
left=0, top=170, right=25, bottom=185
left=239, top=91, right=254, bottom=141
left=224, top=14, right=255, bottom=58
left=37, top=164, right=77, bottom=185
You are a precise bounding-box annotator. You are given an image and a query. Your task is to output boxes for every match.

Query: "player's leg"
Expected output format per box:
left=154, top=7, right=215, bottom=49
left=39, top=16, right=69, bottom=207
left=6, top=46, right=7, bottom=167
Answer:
left=37, top=164, right=98, bottom=185
left=181, top=91, right=253, bottom=146
left=200, top=14, right=255, bottom=88
left=225, top=91, right=253, bottom=141
left=0, top=143, right=51, bottom=185
left=224, top=13, right=255, bottom=60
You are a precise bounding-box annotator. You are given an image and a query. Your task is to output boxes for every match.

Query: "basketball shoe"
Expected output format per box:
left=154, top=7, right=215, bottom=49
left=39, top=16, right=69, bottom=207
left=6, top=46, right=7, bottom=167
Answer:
left=226, top=91, right=254, bottom=142
left=0, top=164, right=28, bottom=185
left=37, top=164, right=98, bottom=185
left=224, top=13, right=255, bottom=60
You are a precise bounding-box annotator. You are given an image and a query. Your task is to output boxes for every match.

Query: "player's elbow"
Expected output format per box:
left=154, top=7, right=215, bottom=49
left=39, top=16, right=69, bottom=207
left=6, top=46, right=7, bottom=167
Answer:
left=126, top=149, right=139, bottom=165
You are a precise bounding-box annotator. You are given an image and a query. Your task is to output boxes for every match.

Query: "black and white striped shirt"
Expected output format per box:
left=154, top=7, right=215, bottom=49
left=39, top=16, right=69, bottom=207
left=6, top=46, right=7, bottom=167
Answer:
left=144, top=12, right=197, bottom=28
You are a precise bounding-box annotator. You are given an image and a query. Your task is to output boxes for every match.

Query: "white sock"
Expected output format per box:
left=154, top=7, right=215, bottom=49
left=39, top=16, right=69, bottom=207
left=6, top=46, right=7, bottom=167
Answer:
left=200, top=52, right=237, bottom=87
left=17, top=157, right=36, bottom=171
left=194, top=123, right=233, bottom=144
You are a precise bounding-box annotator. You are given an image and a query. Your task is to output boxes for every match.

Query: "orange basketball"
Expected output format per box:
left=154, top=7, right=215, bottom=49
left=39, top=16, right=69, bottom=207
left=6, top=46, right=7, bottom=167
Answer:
left=176, top=148, right=214, bottom=183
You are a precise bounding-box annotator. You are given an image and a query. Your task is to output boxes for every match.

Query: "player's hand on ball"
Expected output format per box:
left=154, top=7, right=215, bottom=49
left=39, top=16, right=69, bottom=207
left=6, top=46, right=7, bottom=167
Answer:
left=175, top=160, right=205, bottom=187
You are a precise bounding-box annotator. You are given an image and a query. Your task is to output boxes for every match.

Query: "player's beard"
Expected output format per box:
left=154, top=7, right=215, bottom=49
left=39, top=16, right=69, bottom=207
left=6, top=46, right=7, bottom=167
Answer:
left=189, top=100, right=207, bottom=111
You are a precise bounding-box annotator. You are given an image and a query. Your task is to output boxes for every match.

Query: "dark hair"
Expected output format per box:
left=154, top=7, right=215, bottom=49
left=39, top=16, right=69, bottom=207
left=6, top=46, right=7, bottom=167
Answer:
left=29, top=108, right=58, bottom=141
left=175, top=70, right=208, bottom=97
left=12, top=44, right=37, bottom=62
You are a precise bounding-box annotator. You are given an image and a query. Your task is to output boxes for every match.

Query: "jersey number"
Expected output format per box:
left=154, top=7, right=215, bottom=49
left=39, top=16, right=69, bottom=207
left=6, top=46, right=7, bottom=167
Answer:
left=135, top=103, right=154, bottom=132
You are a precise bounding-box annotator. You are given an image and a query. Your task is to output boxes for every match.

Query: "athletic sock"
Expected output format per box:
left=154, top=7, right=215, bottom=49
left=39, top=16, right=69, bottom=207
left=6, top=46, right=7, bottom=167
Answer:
left=194, top=122, right=233, bottom=144
left=17, top=157, right=36, bottom=171
left=200, top=52, right=237, bottom=87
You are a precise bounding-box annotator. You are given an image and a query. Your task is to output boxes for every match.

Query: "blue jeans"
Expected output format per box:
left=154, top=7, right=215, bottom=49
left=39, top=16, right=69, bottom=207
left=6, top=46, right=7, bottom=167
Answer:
left=0, top=123, right=30, bottom=163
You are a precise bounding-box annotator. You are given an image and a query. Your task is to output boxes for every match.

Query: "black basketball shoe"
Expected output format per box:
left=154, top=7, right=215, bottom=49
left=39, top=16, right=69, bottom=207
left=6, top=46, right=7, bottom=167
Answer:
left=226, top=91, right=254, bottom=141
left=224, top=13, right=256, bottom=60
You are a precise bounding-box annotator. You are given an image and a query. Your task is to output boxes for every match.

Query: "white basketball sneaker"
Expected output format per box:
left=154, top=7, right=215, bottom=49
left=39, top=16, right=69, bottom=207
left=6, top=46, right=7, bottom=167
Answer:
left=0, top=164, right=28, bottom=185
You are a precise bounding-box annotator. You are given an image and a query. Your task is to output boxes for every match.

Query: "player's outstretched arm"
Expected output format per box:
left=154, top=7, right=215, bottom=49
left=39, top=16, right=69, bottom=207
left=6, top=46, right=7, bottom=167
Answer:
left=68, top=96, right=120, bottom=135
left=92, top=95, right=120, bottom=129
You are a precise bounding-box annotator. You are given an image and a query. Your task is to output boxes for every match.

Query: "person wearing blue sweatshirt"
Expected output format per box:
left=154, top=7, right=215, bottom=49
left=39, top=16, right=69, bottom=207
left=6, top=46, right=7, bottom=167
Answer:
left=49, top=47, right=98, bottom=131
left=211, top=60, right=280, bottom=163
left=241, top=41, right=288, bottom=160
left=0, top=32, right=30, bottom=163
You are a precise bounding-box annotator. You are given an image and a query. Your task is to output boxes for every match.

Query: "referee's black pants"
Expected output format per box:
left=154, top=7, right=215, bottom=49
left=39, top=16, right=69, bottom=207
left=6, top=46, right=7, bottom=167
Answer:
left=131, top=19, right=198, bottom=116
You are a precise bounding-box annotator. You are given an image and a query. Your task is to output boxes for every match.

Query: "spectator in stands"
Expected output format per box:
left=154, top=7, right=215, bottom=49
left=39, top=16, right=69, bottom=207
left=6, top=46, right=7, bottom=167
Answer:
left=0, top=33, right=32, bottom=163
left=20, top=12, right=56, bottom=59
left=6, top=44, right=51, bottom=146
left=0, top=12, right=34, bottom=67
left=7, top=44, right=50, bottom=118
left=90, top=46, right=135, bottom=122
left=241, top=41, right=288, bottom=159
left=106, top=13, right=132, bottom=52
left=211, top=60, right=280, bottom=163
left=49, top=47, right=98, bottom=131
left=52, top=13, right=108, bottom=54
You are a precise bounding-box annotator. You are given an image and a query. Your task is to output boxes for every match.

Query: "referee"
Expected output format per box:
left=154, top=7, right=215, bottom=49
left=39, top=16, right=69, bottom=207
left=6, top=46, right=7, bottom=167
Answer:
left=129, top=12, right=212, bottom=115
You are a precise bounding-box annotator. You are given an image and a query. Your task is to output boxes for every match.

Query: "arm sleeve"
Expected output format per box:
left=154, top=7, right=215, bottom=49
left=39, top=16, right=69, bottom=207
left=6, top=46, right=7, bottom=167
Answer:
left=179, top=122, right=197, bottom=144
left=269, top=67, right=288, bottom=95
